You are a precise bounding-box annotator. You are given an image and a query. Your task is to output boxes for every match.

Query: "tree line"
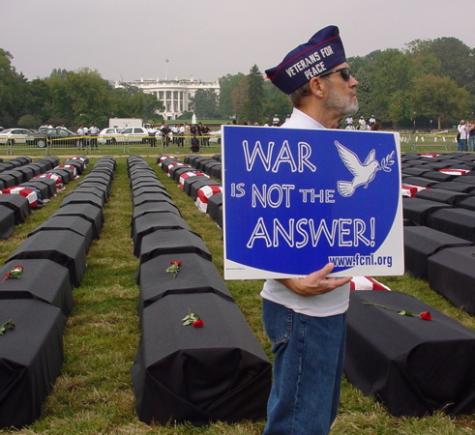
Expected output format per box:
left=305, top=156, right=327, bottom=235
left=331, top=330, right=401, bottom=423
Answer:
left=1, top=36, right=474, bottom=130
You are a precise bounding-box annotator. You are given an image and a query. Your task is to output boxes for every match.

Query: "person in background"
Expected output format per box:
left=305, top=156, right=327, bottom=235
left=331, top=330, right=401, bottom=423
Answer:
left=457, top=120, right=468, bottom=151
left=264, top=25, right=357, bottom=435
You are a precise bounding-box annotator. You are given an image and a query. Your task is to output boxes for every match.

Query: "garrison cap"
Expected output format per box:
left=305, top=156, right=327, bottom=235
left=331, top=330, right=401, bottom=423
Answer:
left=265, top=25, right=346, bottom=94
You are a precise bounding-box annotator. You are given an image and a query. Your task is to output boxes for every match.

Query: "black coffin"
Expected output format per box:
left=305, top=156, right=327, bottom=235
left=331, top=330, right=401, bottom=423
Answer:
left=0, top=299, right=65, bottom=428
left=132, top=293, right=271, bottom=425
left=138, top=253, right=233, bottom=307
left=189, top=180, right=220, bottom=201
left=133, top=212, right=191, bottom=256
left=183, top=176, right=210, bottom=196
left=404, top=226, right=472, bottom=278
left=428, top=246, right=475, bottom=314
left=16, top=166, right=34, bottom=182
left=421, top=171, right=455, bottom=182
left=402, top=197, right=451, bottom=226
left=169, top=165, right=192, bottom=181
left=401, top=167, right=430, bottom=177
left=0, top=195, right=30, bottom=223
left=400, top=176, right=437, bottom=188
left=456, top=196, right=475, bottom=212
left=74, top=185, right=108, bottom=203
left=207, top=193, right=223, bottom=227
left=132, top=186, right=170, bottom=198
left=27, top=177, right=57, bottom=197
left=20, top=181, right=50, bottom=200
left=29, top=216, right=96, bottom=250
left=0, top=173, right=16, bottom=188
left=53, top=203, right=103, bottom=235
left=49, top=168, right=72, bottom=184
left=132, top=193, right=174, bottom=208
left=0, top=259, right=73, bottom=315
left=0, top=207, right=15, bottom=239
left=132, top=202, right=180, bottom=223
left=3, top=170, right=24, bottom=184
left=451, top=176, right=475, bottom=186
left=139, top=229, right=211, bottom=263
left=7, top=230, right=87, bottom=286
left=415, top=188, right=469, bottom=205
left=61, top=192, right=104, bottom=209
left=345, top=291, right=475, bottom=416
left=79, top=179, right=112, bottom=197
left=427, top=208, right=475, bottom=242
left=431, top=181, right=475, bottom=193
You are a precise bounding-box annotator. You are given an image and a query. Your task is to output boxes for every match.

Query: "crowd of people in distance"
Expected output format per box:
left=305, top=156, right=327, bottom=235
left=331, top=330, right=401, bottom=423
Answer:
left=457, top=120, right=475, bottom=152
left=344, top=115, right=380, bottom=130
left=147, top=123, right=211, bottom=150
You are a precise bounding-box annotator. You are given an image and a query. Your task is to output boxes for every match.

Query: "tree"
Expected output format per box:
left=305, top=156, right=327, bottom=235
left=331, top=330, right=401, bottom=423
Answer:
left=191, top=89, right=219, bottom=118
left=411, top=74, right=470, bottom=129
left=244, top=65, right=264, bottom=123
left=219, top=73, right=247, bottom=118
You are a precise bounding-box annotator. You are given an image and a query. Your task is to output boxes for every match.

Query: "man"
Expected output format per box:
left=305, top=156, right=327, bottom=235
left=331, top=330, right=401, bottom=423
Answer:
left=263, top=25, right=358, bottom=435
left=457, top=120, right=468, bottom=152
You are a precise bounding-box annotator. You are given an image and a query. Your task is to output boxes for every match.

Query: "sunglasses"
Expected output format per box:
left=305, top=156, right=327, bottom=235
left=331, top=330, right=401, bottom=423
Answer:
left=320, top=67, right=352, bottom=81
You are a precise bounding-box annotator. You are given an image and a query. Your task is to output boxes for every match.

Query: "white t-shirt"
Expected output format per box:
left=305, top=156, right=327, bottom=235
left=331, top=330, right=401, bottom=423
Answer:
left=260, top=107, right=350, bottom=317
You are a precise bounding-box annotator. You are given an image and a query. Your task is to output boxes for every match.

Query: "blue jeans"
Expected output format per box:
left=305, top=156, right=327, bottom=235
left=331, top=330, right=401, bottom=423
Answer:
left=262, top=299, right=347, bottom=435
left=457, top=138, right=467, bottom=152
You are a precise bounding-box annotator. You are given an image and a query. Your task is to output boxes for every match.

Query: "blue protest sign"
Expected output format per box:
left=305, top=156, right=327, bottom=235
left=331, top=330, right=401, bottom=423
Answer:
left=222, top=125, right=404, bottom=279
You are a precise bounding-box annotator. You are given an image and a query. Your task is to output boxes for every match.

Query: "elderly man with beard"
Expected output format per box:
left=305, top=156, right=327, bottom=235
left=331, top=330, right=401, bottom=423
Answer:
left=262, top=25, right=359, bottom=435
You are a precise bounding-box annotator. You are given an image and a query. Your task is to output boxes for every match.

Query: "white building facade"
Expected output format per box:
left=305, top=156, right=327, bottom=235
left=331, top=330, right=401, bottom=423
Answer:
left=116, top=78, right=220, bottom=120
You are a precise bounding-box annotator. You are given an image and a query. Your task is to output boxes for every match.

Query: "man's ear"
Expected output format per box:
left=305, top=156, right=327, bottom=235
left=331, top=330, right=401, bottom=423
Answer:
left=308, top=77, right=325, bottom=99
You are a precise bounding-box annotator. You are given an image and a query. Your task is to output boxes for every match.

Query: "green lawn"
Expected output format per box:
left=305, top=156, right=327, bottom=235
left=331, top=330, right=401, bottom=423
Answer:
left=0, top=157, right=473, bottom=434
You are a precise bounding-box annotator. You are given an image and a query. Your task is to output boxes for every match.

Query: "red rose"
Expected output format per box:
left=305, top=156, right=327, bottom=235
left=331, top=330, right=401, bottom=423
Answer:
left=192, top=319, right=204, bottom=328
left=170, top=260, right=182, bottom=267
left=419, top=311, right=432, bottom=321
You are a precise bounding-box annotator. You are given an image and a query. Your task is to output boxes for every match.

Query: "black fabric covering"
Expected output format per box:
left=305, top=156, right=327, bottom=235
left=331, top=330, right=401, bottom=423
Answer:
left=61, top=192, right=104, bottom=209
left=189, top=180, right=221, bottom=201
left=428, top=246, right=475, bottom=314
left=404, top=226, right=472, bottom=278
left=49, top=168, right=71, bottom=184
left=0, top=207, right=15, bottom=239
left=53, top=203, right=103, bottom=235
left=132, top=193, right=174, bottom=208
left=206, top=193, right=223, bottom=227
left=20, top=182, right=50, bottom=200
left=402, top=167, right=430, bottom=177
left=452, top=176, right=475, bottom=185
left=421, top=171, right=455, bottom=182
left=3, top=170, right=24, bottom=184
left=183, top=176, right=211, bottom=195
left=0, top=259, right=73, bottom=315
left=132, top=202, right=180, bottom=222
left=132, top=186, right=170, bottom=198
left=16, top=166, right=34, bottom=182
left=402, top=197, right=451, bottom=226
left=7, top=230, right=87, bottom=286
left=0, top=174, right=16, bottom=188
left=0, top=195, right=30, bottom=224
left=427, top=208, right=475, bottom=242
left=29, top=216, right=95, bottom=251
left=415, top=188, right=469, bottom=205
left=138, top=253, right=233, bottom=307
left=139, top=229, right=211, bottom=263
left=431, top=181, right=475, bottom=193
left=133, top=212, right=191, bottom=256
left=169, top=166, right=192, bottom=181
left=132, top=293, right=271, bottom=425
left=26, top=178, right=57, bottom=197
left=456, top=196, right=475, bottom=212
left=0, top=299, right=65, bottom=428
left=74, top=186, right=108, bottom=203
left=401, top=177, right=437, bottom=187
left=79, top=179, right=111, bottom=197
left=345, top=291, right=475, bottom=416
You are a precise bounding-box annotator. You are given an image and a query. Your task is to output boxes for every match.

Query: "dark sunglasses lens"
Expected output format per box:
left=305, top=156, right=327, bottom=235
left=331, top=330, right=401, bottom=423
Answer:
left=340, top=69, right=351, bottom=81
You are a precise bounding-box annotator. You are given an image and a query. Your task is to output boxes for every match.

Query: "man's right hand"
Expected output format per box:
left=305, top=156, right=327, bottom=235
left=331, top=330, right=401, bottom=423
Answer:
left=278, top=263, right=351, bottom=297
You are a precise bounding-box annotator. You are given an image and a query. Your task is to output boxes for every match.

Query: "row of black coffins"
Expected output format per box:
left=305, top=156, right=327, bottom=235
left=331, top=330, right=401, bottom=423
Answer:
left=0, top=157, right=115, bottom=428
left=402, top=152, right=475, bottom=314
left=128, top=156, right=271, bottom=425
left=157, top=154, right=223, bottom=227
left=158, top=152, right=475, bottom=418
left=0, top=156, right=87, bottom=240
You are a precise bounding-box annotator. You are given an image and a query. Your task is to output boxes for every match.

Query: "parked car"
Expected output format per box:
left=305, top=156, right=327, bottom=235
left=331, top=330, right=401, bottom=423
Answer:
left=97, top=127, right=123, bottom=144
left=116, top=127, right=155, bottom=143
left=0, top=128, right=48, bottom=148
left=38, top=126, right=80, bottom=147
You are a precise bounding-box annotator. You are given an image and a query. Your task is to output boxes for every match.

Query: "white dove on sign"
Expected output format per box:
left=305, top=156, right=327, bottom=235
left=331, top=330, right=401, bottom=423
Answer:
left=335, top=140, right=380, bottom=197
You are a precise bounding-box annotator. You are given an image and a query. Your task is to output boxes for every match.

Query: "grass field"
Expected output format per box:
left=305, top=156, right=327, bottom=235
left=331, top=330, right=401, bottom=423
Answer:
left=0, top=156, right=474, bottom=434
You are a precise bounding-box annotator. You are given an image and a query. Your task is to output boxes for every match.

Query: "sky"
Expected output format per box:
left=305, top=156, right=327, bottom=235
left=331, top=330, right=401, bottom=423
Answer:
left=1, top=0, right=474, bottom=83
